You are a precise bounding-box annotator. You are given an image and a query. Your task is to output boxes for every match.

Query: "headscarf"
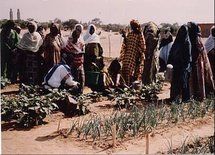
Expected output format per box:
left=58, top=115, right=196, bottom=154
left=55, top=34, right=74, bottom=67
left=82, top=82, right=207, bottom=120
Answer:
left=17, top=21, right=43, bottom=52
left=83, top=24, right=100, bottom=44
left=159, top=27, right=173, bottom=64
left=50, top=23, right=61, bottom=36
left=74, top=24, right=84, bottom=44
left=159, top=27, right=173, bottom=49
left=74, top=24, right=84, bottom=33
left=143, top=21, right=159, bottom=56
left=187, top=22, right=204, bottom=63
left=130, top=19, right=142, bottom=34
left=143, top=21, right=159, bottom=38
left=65, top=30, right=84, bottom=54
left=187, top=22, right=201, bottom=44
left=168, top=24, right=191, bottom=69
left=204, top=26, right=215, bottom=53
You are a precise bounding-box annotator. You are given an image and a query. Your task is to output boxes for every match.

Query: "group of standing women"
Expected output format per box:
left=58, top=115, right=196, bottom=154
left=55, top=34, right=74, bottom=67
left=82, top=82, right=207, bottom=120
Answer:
left=119, top=20, right=214, bottom=103
left=168, top=22, right=214, bottom=102
left=1, top=19, right=214, bottom=101
left=1, top=20, right=107, bottom=94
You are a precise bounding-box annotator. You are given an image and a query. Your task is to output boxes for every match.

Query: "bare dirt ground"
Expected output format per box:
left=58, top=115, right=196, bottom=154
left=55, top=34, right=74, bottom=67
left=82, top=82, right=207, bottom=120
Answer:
left=1, top=82, right=214, bottom=154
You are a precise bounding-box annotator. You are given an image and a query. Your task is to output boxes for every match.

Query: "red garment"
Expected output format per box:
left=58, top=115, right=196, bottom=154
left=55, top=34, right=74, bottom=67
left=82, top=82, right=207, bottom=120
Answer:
left=190, top=36, right=215, bottom=101
left=64, top=41, right=84, bottom=68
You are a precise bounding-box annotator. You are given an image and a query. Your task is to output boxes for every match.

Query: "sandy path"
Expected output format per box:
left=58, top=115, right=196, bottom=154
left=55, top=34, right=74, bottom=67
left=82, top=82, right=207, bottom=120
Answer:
left=1, top=84, right=214, bottom=155
left=2, top=113, right=214, bottom=154
left=2, top=82, right=214, bottom=154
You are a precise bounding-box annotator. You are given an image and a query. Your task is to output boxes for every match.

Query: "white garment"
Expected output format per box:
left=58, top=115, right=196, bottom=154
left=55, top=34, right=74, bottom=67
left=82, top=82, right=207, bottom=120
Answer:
left=43, top=65, right=78, bottom=89
left=83, top=24, right=100, bottom=44
left=205, top=35, right=215, bottom=53
left=74, top=24, right=85, bottom=44
left=17, top=31, right=43, bottom=52
left=159, top=42, right=173, bottom=64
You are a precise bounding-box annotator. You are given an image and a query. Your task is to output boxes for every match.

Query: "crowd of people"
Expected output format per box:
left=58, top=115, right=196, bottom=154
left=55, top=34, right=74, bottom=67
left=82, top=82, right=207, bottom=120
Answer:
left=1, top=19, right=214, bottom=102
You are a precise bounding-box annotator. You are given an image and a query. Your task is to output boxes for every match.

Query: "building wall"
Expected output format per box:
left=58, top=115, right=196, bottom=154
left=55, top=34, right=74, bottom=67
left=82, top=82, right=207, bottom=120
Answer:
left=198, top=23, right=214, bottom=38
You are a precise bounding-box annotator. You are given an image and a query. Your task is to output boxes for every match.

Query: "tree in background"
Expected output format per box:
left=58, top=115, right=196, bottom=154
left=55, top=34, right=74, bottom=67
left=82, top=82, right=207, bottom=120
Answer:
left=62, top=19, right=79, bottom=30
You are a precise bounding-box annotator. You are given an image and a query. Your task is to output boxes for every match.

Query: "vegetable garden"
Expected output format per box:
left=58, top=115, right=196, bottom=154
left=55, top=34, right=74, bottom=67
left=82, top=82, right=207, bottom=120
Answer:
left=1, top=78, right=214, bottom=154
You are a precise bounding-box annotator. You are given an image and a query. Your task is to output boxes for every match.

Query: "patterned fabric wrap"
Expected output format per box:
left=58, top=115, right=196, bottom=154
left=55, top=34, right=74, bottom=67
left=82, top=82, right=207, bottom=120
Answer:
left=121, top=32, right=146, bottom=85
left=190, top=36, right=215, bottom=100
left=142, top=22, right=160, bottom=84
left=64, top=39, right=84, bottom=68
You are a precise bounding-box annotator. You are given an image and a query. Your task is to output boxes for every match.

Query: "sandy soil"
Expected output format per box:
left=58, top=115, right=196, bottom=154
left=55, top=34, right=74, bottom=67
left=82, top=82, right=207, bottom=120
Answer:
left=1, top=82, right=214, bottom=154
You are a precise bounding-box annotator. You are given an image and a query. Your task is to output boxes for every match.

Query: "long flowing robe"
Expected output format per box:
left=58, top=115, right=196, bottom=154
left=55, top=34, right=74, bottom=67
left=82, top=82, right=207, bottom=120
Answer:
left=204, top=27, right=215, bottom=81
left=1, top=29, right=20, bottom=79
left=190, top=36, right=214, bottom=100
left=42, top=34, right=63, bottom=74
left=83, top=24, right=113, bottom=90
left=142, top=22, right=160, bottom=85
left=63, top=36, right=85, bottom=93
left=168, top=25, right=192, bottom=102
left=17, top=28, right=43, bottom=85
left=120, top=31, right=146, bottom=86
left=188, top=22, right=215, bottom=101
left=83, top=24, right=104, bottom=72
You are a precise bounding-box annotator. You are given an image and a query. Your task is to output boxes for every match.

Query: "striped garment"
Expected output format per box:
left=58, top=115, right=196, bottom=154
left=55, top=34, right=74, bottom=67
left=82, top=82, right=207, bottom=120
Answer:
left=121, top=32, right=146, bottom=85
left=64, top=40, right=84, bottom=68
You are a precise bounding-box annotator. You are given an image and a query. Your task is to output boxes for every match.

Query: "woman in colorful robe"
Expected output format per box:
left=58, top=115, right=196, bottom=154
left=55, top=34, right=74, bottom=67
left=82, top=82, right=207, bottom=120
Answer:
left=42, top=23, right=64, bottom=75
left=142, top=21, right=160, bottom=85
left=120, top=19, right=146, bottom=86
left=188, top=22, right=214, bottom=101
left=204, top=26, right=215, bottom=81
left=63, top=30, right=85, bottom=93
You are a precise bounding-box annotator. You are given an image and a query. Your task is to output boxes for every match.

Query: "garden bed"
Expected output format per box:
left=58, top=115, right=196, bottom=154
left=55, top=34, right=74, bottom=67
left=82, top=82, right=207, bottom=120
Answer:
left=1, top=82, right=214, bottom=154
